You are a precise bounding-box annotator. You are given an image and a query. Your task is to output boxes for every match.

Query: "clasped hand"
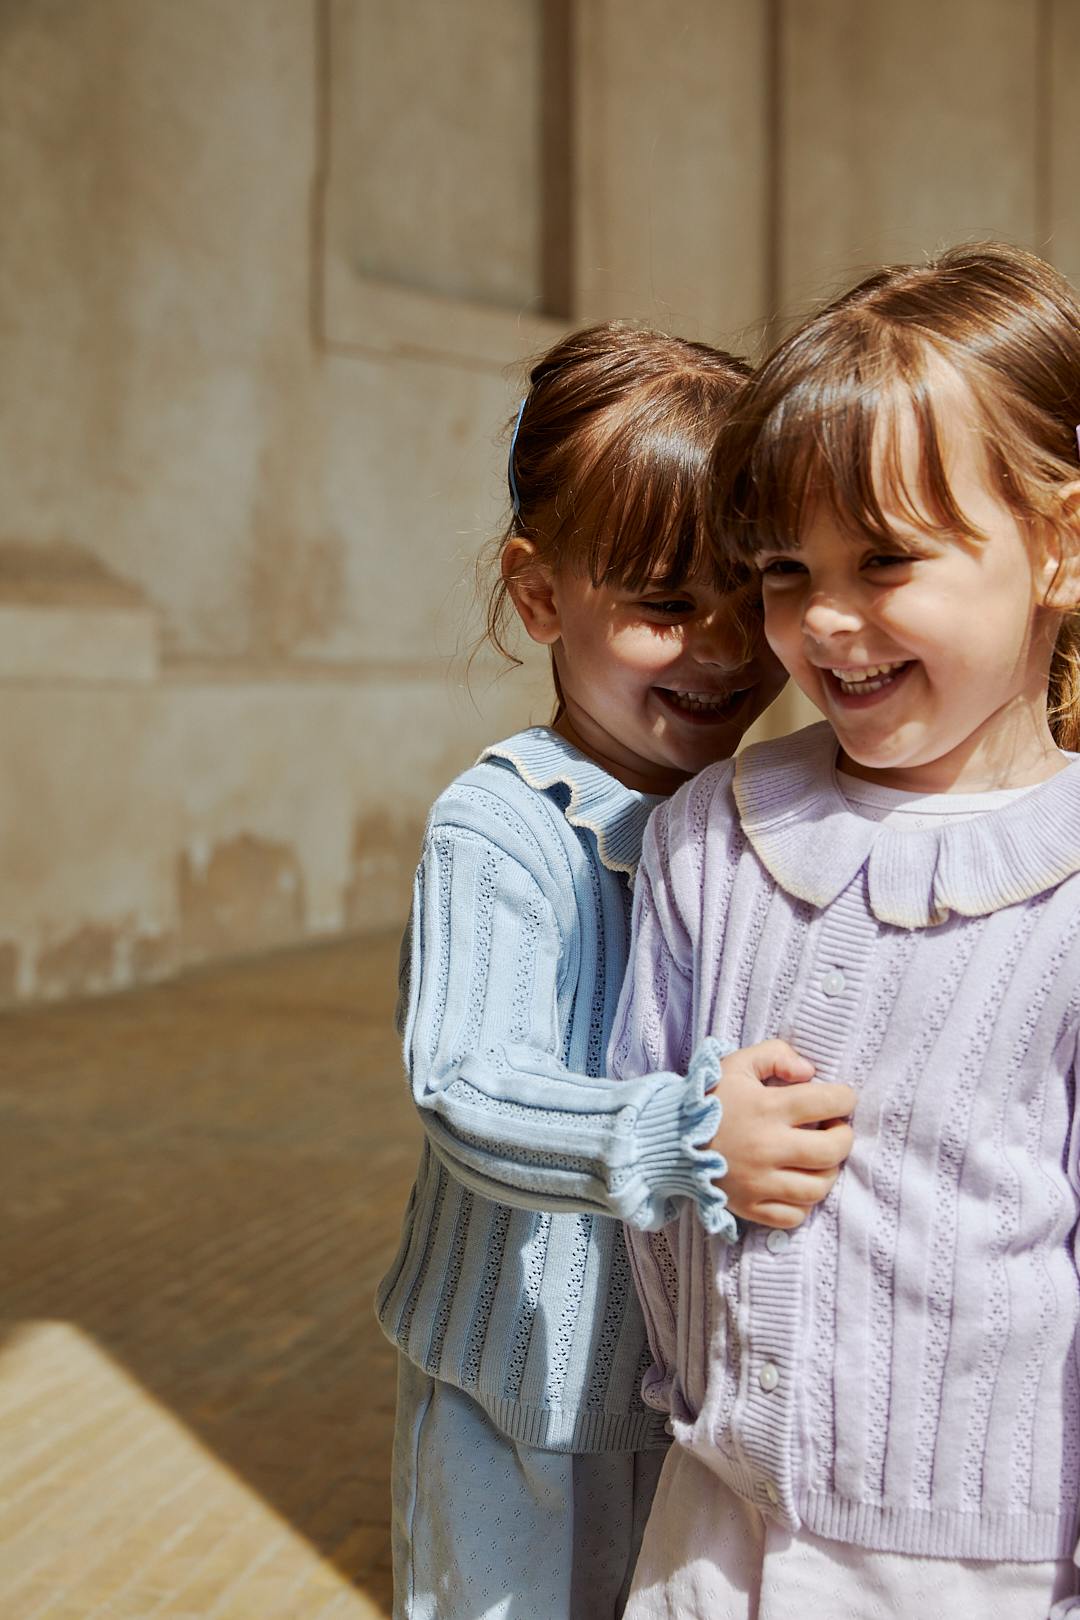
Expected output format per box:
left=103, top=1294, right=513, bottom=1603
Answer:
left=710, top=1040, right=855, bottom=1230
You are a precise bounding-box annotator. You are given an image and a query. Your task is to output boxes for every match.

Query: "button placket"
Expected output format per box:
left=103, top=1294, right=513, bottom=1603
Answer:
left=734, top=886, right=872, bottom=1528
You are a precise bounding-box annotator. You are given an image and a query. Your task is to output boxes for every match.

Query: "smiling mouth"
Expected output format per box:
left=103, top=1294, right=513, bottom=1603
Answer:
left=825, top=661, right=913, bottom=699
left=655, top=686, right=751, bottom=722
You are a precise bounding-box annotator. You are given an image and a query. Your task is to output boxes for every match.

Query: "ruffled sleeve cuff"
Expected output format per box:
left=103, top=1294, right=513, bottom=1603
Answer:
left=627, top=1036, right=737, bottom=1241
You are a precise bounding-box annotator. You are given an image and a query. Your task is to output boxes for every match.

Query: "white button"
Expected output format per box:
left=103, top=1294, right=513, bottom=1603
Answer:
left=764, top=1479, right=780, bottom=1506
left=664, top=1418, right=675, bottom=1436
left=766, top=1229, right=791, bottom=1254
left=758, top=1361, right=780, bottom=1393
left=822, top=969, right=846, bottom=997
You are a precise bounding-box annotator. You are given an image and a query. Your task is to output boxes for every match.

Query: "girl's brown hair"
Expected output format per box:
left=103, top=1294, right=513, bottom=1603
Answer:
left=485, top=322, right=752, bottom=672
left=709, top=242, right=1080, bottom=749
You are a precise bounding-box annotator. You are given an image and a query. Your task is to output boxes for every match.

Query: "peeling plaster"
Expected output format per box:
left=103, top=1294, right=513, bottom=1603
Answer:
left=343, top=810, right=422, bottom=933
left=13, top=835, right=313, bottom=1007
left=0, top=943, right=19, bottom=1006
left=131, top=931, right=178, bottom=984
left=178, top=833, right=306, bottom=957
left=36, top=923, right=120, bottom=1000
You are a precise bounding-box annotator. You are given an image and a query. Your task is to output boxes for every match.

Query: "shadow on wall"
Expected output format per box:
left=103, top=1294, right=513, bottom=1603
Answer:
left=0, top=932, right=423, bottom=1604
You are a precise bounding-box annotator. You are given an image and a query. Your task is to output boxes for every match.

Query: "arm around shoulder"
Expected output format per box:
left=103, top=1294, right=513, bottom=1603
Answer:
left=399, top=776, right=734, bottom=1232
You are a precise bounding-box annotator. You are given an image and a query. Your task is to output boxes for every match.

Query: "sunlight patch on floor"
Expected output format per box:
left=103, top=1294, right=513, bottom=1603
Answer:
left=0, top=1321, right=390, bottom=1620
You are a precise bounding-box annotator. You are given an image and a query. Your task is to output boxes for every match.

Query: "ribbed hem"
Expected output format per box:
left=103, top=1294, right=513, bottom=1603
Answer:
left=800, top=1491, right=1079, bottom=1561
left=634, top=1037, right=736, bottom=1239
left=379, top=1321, right=670, bottom=1453
left=475, top=1393, right=670, bottom=1454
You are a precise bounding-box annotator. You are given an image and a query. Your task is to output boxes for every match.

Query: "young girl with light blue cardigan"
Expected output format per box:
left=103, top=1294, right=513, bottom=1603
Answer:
left=376, top=324, right=856, bottom=1620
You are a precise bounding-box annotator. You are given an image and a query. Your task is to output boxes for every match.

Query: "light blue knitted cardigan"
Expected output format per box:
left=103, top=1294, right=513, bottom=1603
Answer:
left=376, top=728, right=729, bottom=1453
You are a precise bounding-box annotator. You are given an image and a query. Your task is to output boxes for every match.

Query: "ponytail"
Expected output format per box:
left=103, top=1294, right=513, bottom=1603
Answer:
left=1049, top=615, right=1080, bottom=752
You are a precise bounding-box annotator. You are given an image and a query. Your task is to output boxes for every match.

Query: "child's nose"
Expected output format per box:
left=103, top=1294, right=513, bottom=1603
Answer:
left=692, top=612, right=746, bottom=668
left=801, top=590, right=864, bottom=641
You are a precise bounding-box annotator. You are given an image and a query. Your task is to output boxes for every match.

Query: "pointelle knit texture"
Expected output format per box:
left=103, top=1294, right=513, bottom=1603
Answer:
left=376, top=727, right=731, bottom=1453
left=611, top=722, right=1080, bottom=1559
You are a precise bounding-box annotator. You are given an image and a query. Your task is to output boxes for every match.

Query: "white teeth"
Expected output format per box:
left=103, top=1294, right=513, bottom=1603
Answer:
left=828, top=661, right=907, bottom=696
left=828, top=662, right=905, bottom=682
left=667, top=689, right=737, bottom=713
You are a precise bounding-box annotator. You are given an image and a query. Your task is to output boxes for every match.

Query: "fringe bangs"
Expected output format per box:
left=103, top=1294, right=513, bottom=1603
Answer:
left=558, top=387, right=748, bottom=594
left=716, top=328, right=1006, bottom=562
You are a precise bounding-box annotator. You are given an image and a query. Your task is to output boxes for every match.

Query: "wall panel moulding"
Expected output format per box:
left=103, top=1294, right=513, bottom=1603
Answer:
left=775, top=0, right=1048, bottom=317
left=317, top=0, right=574, bottom=369
left=0, top=542, right=160, bottom=684
left=1047, top=0, right=1080, bottom=286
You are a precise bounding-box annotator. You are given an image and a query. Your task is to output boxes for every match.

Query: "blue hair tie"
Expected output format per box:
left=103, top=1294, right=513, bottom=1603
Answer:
left=508, top=396, right=527, bottom=517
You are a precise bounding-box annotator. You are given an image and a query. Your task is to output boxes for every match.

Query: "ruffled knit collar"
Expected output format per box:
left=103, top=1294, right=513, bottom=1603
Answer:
left=734, top=722, right=1080, bottom=929
left=479, top=727, right=661, bottom=876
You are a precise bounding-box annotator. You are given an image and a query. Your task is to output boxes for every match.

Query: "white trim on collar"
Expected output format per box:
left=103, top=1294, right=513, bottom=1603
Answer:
left=479, top=727, right=661, bottom=877
left=734, top=723, right=1080, bottom=929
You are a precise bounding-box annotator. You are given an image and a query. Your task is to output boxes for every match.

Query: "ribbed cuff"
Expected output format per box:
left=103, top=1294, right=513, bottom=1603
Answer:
left=632, top=1037, right=737, bottom=1239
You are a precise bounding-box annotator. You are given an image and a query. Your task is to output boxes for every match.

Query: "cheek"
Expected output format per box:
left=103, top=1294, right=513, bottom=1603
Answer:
left=615, top=628, right=681, bottom=677
left=882, top=597, right=962, bottom=664
left=762, top=596, right=804, bottom=661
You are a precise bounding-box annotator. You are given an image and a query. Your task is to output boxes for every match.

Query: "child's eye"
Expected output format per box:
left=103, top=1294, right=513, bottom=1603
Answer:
left=756, top=557, right=806, bottom=578
left=641, top=598, right=694, bottom=616
left=864, top=552, right=916, bottom=572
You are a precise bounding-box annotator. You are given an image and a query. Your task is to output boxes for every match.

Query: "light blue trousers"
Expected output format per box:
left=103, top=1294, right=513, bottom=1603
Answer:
left=392, top=1354, right=666, bottom=1620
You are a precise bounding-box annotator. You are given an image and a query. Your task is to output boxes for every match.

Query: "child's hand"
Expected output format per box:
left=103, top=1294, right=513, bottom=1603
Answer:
left=709, top=1040, right=855, bottom=1230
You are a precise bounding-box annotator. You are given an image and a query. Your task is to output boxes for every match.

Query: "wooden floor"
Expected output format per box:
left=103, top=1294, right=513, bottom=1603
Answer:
left=0, top=933, right=421, bottom=1619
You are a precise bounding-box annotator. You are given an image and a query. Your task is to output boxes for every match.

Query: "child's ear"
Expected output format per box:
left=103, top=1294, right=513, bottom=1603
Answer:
left=503, top=539, right=562, bottom=645
left=1041, top=482, right=1080, bottom=611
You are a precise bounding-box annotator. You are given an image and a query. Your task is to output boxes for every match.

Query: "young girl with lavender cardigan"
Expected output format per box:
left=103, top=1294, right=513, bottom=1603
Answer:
left=612, top=245, right=1080, bottom=1618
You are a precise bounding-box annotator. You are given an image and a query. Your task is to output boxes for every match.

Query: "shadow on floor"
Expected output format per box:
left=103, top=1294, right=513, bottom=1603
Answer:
left=0, top=932, right=421, bottom=1606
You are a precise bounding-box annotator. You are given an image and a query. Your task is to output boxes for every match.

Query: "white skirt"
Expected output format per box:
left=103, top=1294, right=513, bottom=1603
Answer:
left=625, top=1443, right=1077, bottom=1620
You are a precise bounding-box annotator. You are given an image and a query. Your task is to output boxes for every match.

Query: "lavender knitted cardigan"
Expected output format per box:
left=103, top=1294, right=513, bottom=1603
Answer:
left=611, top=723, right=1080, bottom=1561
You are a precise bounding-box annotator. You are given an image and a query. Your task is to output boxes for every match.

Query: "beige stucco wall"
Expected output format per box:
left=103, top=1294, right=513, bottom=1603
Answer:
left=0, top=1, right=553, bottom=1001
left=2, top=0, right=1076, bottom=1004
